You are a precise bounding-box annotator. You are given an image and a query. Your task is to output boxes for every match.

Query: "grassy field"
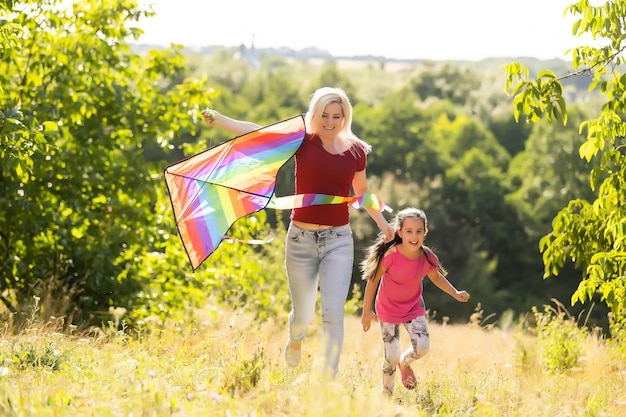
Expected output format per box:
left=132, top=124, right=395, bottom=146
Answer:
left=1, top=303, right=625, bottom=417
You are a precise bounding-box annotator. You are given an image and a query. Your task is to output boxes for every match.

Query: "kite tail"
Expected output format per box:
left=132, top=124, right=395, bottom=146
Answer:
left=349, top=193, right=393, bottom=213
left=267, top=193, right=392, bottom=212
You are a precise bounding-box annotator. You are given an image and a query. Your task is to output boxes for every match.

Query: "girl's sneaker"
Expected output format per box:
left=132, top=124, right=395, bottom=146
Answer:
left=397, top=363, right=416, bottom=390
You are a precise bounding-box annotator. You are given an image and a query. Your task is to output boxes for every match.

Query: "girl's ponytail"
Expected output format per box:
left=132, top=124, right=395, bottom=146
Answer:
left=360, top=233, right=400, bottom=281
left=423, top=245, right=448, bottom=276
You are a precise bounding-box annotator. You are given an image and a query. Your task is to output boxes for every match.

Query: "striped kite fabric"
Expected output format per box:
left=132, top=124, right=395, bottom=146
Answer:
left=164, top=115, right=306, bottom=270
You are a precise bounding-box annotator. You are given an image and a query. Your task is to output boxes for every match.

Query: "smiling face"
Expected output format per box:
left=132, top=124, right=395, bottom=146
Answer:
left=317, top=102, right=344, bottom=142
left=397, top=217, right=427, bottom=253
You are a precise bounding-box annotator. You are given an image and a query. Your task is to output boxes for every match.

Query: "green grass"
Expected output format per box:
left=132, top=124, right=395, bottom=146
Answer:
left=0, top=304, right=625, bottom=416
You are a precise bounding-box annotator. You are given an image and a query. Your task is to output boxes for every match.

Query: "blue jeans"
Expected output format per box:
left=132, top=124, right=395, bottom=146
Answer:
left=285, top=223, right=354, bottom=375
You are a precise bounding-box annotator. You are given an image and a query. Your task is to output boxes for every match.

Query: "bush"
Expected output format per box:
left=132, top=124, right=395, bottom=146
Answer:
left=532, top=300, right=587, bottom=372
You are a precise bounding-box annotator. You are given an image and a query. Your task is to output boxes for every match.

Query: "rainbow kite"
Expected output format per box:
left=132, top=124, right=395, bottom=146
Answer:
left=164, top=115, right=306, bottom=270
left=165, top=114, right=392, bottom=271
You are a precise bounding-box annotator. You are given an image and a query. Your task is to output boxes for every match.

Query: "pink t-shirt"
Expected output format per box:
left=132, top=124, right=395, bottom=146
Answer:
left=291, top=133, right=367, bottom=226
left=375, top=248, right=438, bottom=323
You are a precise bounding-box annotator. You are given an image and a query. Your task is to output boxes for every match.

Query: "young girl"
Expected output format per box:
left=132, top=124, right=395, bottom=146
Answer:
left=360, top=207, right=470, bottom=395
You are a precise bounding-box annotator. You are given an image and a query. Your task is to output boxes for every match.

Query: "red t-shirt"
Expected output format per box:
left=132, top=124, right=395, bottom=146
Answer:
left=291, top=133, right=367, bottom=226
left=375, top=248, right=438, bottom=323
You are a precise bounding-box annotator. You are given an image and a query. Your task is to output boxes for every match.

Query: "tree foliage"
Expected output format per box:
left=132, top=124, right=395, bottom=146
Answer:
left=0, top=0, right=210, bottom=323
left=505, top=0, right=626, bottom=318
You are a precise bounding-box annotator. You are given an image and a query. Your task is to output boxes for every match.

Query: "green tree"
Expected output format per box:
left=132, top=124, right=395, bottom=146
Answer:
left=0, top=0, right=54, bottom=206
left=408, top=62, right=482, bottom=106
left=427, top=112, right=511, bottom=171
left=312, top=62, right=358, bottom=100
left=0, top=0, right=208, bottom=323
left=506, top=106, right=598, bottom=240
left=462, top=67, right=533, bottom=157
left=355, top=89, right=439, bottom=181
left=505, top=0, right=626, bottom=318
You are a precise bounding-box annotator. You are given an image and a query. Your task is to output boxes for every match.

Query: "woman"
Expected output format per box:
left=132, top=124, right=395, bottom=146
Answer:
left=202, top=87, right=394, bottom=376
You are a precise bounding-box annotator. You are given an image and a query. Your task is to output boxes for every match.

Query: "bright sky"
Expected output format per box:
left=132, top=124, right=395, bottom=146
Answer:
left=135, top=0, right=587, bottom=61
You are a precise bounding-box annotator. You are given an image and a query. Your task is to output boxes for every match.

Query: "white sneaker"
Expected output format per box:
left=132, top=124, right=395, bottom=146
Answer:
left=284, top=339, right=301, bottom=367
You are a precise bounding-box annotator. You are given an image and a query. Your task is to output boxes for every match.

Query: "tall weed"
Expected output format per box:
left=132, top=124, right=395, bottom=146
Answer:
left=532, top=300, right=587, bottom=372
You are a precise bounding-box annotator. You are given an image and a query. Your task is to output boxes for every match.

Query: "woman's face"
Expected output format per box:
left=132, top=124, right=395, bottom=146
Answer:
left=317, top=102, right=343, bottom=141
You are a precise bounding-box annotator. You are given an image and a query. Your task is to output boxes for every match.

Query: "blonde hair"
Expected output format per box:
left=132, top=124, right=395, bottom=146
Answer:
left=360, top=207, right=447, bottom=281
left=304, top=87, right=372, bottom=156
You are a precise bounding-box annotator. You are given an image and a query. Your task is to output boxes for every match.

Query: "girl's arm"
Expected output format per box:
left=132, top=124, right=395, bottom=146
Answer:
left=352, top=170, right=394, bottom=242
left=361, top=264, right=384, bottom=332
left=426, top=269, right=470, bottom=302
left=202, top=109, right=261, bottom=135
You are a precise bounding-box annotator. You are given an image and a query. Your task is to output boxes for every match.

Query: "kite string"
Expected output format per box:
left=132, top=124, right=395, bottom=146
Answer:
left=221, top=231, right=275, bottom=245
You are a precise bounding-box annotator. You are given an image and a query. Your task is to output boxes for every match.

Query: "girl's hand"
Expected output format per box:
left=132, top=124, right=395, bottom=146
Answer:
left=361, top=311, right=378, bottom=332
left=455, top=290, right=470, bottom=302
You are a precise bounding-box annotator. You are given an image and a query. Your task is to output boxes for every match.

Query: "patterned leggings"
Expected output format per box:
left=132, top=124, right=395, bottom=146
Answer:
left=380, top=315, right=430, bottom=394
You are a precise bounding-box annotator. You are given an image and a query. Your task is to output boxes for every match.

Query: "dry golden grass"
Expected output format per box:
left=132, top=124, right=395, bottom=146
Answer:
left=1, top=304, right=625, bottom=416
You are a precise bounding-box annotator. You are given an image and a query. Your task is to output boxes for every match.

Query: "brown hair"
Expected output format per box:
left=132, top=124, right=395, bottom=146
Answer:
left=360, top=207, right=447, bottom=281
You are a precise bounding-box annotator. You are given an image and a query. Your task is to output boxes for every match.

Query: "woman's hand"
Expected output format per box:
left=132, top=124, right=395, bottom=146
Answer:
left=380, top=221, right=395, bottom=243
left=201, top=108, right=217, bottom=125
left=361, top=310, right=378, bottom=332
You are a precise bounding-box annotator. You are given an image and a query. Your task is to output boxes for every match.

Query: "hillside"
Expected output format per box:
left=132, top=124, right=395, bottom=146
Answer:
left=1, top=305, right=624, bottom=416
